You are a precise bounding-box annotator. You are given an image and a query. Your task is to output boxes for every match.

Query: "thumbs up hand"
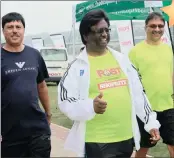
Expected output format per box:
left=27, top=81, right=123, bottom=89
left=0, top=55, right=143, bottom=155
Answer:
left=93, top=92, right=107, bottom=114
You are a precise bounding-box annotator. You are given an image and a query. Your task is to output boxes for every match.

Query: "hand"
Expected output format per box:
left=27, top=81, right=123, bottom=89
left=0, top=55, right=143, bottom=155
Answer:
left=149, top=128, right=160, bottom=144
left=93, top=92, right=107, bottom=114
left=46, top=113, right=52, bottom=125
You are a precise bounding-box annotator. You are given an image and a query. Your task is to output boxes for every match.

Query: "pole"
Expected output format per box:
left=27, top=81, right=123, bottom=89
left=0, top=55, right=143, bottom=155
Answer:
left=167, top=22, right=174, bottom=54
left=130, top=19, right=135, bottom=46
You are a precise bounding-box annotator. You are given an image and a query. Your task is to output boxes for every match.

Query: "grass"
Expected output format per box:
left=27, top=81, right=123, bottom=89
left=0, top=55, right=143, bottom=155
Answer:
left=47, top=83, right=73, bottom=129
left=47, top=84, right=169, bottom=157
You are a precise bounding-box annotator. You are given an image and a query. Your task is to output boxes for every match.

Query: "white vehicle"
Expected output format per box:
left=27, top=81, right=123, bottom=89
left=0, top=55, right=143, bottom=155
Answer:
left=32, top=37, right=44, bottom=48
left=38, top=46, right=69, bottom=84
left=50, top=33, right=66, bottom=48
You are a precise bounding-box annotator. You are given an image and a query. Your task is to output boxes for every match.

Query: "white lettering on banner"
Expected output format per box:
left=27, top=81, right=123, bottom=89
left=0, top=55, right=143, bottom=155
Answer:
left=85, top=1, right=114, bottom=11
left=116, top=20, right=134, bottom=55
left=144, top=1, right=163, bottom=8
left=110, top=8, right=149, bottom=15
left=98, top=79, right=128, bottom=90
left=77, top=1, right=115, bottom=15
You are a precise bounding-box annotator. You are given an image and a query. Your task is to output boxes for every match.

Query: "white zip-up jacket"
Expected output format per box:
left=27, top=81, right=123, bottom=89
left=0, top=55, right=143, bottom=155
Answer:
left=57, top=47, right=161, bottom=157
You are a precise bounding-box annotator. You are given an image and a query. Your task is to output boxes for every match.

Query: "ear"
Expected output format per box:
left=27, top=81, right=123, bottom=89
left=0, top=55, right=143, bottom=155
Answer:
left=83, top=35, right=88, bottom=42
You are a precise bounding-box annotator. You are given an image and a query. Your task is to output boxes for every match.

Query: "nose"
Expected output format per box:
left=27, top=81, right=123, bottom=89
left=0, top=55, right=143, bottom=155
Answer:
left=12, top=27, right=17, bottom=33
left=155, top=28, right=160, bottom=31
left=154, top=26, right=160, bottom=31
left=101, top=30, right=107, bottom=37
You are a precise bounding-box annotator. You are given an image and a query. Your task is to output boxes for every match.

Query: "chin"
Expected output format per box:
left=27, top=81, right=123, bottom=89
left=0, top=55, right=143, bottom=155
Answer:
left=100, top=42, right=108, bottom=46
left=99, top=45, right=107, bottom=49
left=153, top=39, right=161, bottom=42
left=11, top=42, right=22, bottom=46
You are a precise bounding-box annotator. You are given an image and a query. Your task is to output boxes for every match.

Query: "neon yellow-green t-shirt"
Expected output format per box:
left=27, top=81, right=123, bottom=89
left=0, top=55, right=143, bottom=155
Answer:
left=129, top=41, right=173, bottom=111
left=85, top=50, right=133, bottom=143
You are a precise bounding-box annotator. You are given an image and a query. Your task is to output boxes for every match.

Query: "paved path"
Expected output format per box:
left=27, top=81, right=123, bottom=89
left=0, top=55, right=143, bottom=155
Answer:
left=50, top=123, right=152, bottom=157
left=50, top=123, right=77, bottom=157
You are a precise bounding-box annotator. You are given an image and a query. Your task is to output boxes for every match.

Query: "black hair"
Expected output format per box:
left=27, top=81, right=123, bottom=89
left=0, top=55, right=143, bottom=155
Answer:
left=79, top=9, right=110, bottom=45
left=2, top=12, right=25, bottom=29
left=145, top=12, right=165, bottom=25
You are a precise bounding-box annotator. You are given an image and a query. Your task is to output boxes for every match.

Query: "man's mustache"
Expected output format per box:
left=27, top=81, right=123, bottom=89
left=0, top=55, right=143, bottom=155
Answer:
left=152, top=31, right=162, bottom=34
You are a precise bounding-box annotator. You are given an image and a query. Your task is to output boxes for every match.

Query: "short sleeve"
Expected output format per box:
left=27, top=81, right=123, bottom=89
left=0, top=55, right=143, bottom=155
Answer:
left=37, top=54, right=49, bottom=84
left=128, top=48, right=139, bottom=70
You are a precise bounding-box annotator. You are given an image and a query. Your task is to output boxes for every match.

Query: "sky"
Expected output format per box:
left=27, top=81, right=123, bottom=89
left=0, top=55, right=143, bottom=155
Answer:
left=1, top=1, right=83, bottom=36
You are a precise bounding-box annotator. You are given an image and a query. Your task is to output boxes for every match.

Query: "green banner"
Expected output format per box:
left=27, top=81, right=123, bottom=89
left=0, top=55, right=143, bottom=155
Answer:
left=107, top=8, right=150, bottom=20
left=74, top=0, right=172, bottom=22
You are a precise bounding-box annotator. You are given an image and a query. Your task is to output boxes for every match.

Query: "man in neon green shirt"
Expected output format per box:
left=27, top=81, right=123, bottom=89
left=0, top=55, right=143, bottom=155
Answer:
left=129, top=12, right=174, bottom=158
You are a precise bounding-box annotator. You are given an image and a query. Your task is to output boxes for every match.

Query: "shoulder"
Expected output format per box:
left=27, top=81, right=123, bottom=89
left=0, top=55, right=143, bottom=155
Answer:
left=1, top=47, right=6, bottom=55
left=67, top=58, right=78, bottom=72
left=160, top=43, right=173, bottom=50
left=1, top=47, right=7, bottom=61
left=128, top=41, right=147, bottom=62
left=159, top=43, right=173, bottom=58
left=130, top=41, right=145, bottom=53
left=108, top=47, right=123, bottom=58
left=24, top=45, right=41, bottom=57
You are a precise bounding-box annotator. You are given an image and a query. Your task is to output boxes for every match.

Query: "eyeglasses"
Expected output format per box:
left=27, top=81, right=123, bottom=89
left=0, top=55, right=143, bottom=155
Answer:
left=147, top=24, right=165, bottom=29
left=91, top=28, right=111, bottom=34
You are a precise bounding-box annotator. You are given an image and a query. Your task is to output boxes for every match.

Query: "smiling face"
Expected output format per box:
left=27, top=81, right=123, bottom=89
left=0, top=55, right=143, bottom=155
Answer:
left=145, top=17, right=165, bottom=43
left=3, top=20, right=25, bottom=46
left=84, top=19, right=110, bottom=52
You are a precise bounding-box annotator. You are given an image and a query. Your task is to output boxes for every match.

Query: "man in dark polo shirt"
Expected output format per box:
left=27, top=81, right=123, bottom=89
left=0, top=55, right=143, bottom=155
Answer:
left=1, top=12, right=52, bottom=157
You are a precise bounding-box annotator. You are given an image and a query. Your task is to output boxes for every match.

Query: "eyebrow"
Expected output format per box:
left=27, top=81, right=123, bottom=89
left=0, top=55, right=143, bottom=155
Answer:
left=7, top=24, right=22, bottom=26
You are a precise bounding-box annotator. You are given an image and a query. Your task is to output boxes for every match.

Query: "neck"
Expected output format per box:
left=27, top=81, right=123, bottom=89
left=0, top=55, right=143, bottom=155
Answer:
left=145, top=38, right=161, bottom=45
left=86, top=46, right=107, bottom=57
left=3, top=43, right=24, bottom=52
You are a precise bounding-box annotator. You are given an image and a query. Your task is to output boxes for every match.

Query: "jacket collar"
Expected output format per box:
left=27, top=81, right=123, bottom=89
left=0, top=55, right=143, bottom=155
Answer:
left=76, top=46, right=123, bottom=64
left=76, top=46, right=130, bottom=78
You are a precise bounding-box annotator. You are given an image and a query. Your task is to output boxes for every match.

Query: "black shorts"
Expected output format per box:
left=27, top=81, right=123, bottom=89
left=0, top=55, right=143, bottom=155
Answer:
left=137, top=108, right=174, bottom=148
left=1, top=133, right=51, bottom=158
left=85, top=138, right=134, bottom=158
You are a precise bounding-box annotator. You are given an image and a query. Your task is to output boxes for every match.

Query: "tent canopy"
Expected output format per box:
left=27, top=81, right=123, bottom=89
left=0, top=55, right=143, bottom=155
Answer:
left=73, top=0, right=172, bottom=22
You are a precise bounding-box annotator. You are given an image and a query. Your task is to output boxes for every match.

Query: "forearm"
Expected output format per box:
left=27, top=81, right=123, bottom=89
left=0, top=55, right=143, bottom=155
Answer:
left=144, top=111, right=161, bottom=133
left=58, top=98, right=96, bottom=121
left=139, top=93, right=161, bottom=132
left=38, top=81, right=51, bottom=114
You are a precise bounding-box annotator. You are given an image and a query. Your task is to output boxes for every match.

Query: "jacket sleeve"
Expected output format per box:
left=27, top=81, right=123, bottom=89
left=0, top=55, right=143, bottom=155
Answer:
left=57, top=60, right=96, bottom=121
left=130, top=64, right=161, bottom=133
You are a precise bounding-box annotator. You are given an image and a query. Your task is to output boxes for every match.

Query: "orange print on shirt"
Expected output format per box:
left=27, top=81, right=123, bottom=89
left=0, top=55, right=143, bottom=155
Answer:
left=98, top=79, right=128, bottom=90
left=96, top=68, right=121, bottom=78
